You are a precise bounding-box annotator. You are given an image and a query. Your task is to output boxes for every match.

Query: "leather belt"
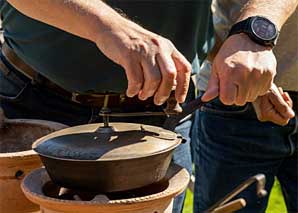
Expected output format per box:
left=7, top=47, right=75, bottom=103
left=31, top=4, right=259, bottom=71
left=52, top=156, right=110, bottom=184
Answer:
left=0, top=43, right=159, bottom=109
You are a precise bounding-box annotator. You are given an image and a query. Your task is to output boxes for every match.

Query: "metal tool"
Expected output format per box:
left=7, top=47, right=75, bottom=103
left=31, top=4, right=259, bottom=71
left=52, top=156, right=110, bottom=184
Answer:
left=163, top=95, right=205, bottom=131
left=98, top=91, right=182, bottom=118
left=98, top=92, right=207, bottom=131
left=206, top=174, right=267, bottom=213
left=212, top=198, right=246, bottom=213
left=100, top=95, right=111, bottom=128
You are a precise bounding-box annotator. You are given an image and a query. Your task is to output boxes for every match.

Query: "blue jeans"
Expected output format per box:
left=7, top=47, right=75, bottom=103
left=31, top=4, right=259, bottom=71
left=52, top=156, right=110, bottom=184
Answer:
left=0, top=61, right=193, bottom=213
left=193, top=97, right=298, bottom=213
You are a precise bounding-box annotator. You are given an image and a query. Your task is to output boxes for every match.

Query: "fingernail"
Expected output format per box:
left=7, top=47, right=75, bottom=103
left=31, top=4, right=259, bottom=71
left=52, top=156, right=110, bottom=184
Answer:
left=155, top=99, right=164, bottom=106
left=126, top=91, right=136, bottom=98
left=138, top=94, right=147, bottom=100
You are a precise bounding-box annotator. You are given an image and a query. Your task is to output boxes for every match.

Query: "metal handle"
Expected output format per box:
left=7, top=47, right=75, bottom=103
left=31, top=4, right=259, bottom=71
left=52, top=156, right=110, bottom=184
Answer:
left=213, top=198, right=246, bottom=213
left=206, top=174, right=267, bottom=212
left=96, top=93, right=207, bottom=131
left=164, top=91, right=182, bottom=115
left=163, top=95, right=207, bottom=131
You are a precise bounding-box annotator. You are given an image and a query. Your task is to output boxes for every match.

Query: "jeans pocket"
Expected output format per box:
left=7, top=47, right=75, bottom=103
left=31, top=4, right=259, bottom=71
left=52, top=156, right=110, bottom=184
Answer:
left=0, top=68, right=29, bottom=102
left=200, top=98, right=252, bottom=119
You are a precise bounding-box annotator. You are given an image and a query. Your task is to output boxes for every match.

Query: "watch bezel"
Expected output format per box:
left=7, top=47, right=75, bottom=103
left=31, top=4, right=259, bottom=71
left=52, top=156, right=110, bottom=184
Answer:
left=250, top=16, right=278, bottom=42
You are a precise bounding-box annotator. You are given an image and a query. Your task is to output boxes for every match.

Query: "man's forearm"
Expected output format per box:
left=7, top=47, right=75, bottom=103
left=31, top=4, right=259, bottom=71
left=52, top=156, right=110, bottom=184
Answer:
left=7, top=0, right=127, bottom=42
left=7, top=0, right=192, bottom=105
left=238, top=0, right=298, bottom=30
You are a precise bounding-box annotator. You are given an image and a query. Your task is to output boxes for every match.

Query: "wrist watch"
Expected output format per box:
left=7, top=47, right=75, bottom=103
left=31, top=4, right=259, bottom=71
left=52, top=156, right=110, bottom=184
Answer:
left=228, top=16, right=279, bottom=47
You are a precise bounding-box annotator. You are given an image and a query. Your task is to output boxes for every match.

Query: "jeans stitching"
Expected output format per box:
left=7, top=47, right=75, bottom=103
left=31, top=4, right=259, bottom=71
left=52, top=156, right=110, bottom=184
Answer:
left=201, top=103, right=250, bottom=115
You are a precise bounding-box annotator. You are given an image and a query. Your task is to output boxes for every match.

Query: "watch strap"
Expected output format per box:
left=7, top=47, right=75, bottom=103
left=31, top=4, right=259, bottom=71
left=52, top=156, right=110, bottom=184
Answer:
left=228, top=17, right=252, bottom=37
left=228, top=16, right=277, bottom=47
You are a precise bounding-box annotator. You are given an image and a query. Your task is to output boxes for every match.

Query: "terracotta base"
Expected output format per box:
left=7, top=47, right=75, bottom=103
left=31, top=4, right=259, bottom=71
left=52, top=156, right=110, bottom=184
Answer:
left=22, top=164, right=189, bottom=213
left=0, top=117, right=67, bottom=213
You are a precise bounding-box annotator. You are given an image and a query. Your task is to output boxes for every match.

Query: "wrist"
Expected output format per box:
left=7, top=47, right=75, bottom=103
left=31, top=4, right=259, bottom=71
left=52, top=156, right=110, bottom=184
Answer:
left=229, top=33, right=273, bottom=51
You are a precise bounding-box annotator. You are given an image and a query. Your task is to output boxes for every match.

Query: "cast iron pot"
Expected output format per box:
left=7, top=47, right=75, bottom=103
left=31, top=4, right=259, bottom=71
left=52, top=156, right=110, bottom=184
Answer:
left=32, top=122, right=182, bottom=192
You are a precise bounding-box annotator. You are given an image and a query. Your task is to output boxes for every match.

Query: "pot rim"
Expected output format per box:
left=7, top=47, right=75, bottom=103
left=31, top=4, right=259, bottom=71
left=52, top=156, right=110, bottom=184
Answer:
left=32, top=122, right=182, bottom=162
left=0, top=118, right=67, bottom=159
left=34, top=138, right=181, bottom=162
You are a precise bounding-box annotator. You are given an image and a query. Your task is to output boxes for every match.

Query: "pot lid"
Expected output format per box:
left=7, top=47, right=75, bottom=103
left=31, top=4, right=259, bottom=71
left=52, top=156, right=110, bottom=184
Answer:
left=33, top=123, right=180, bottom=161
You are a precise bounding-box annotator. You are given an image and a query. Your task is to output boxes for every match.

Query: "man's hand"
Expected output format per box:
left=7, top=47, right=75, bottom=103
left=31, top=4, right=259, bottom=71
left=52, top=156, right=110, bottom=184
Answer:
left=202, top=33, right=277, bottom=105
left=95, top=17, right=191, bottom=105
left=253, top=84, right=295, bottom=126
left=7, top=0, right=191, bottom=106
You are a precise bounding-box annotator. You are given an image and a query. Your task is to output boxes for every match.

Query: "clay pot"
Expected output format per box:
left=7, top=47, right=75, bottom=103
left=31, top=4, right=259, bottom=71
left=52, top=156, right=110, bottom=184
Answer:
left=21, top=164, right=189, bottom=213
left=0, top=109, right=67, bottom=213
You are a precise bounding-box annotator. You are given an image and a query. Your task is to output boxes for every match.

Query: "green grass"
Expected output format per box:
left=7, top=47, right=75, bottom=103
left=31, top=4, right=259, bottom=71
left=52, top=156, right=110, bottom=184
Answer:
left=183, top=179, right=286, bottom=213
left=183, top=189, right=194, bottom=213
left=266, top=180, right=286, bottom=213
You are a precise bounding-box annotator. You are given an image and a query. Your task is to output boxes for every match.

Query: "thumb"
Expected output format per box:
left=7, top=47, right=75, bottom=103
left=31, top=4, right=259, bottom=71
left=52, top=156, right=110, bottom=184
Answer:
left=202, top=72, right=219, bottom=102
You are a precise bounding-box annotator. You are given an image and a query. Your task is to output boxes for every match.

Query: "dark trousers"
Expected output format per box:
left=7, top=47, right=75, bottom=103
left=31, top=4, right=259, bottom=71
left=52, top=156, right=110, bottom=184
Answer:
left=193, top=95, right=298, bottom=213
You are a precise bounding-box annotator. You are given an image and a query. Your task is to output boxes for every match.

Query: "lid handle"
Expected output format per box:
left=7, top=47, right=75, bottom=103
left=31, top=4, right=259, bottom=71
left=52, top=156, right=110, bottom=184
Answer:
left=164, top=91, right=182, bottom=115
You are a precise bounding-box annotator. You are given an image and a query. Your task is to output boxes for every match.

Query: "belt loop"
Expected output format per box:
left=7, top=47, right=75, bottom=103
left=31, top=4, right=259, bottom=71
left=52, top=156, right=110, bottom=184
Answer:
left=71, top=92, right=80, bottom=103
left=119, top=94, right=126, bottom=104
left=31, top=72, right=42, bottom=85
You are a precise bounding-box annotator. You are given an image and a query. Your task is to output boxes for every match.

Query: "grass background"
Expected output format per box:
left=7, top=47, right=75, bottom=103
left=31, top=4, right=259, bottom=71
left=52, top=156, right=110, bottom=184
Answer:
left=183, top=179, right=286, bottom=213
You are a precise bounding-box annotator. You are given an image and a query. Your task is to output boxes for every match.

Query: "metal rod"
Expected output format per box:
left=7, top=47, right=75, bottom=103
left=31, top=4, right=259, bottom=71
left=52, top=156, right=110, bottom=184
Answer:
left=213, top=198, right=246, bottom=213
left=98, top=111, right=168, bottom=117
left=101, top=95, right=110, bottom=128
left=206, top=174, right=267, bottom=212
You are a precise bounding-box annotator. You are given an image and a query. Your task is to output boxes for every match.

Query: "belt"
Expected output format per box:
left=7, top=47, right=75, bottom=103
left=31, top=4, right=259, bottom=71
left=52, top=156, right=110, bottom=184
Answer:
left=0, top=43, right=158, bottom=109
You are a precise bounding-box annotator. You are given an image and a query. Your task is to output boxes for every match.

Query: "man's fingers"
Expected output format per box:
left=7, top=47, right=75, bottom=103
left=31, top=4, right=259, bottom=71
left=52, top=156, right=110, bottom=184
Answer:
left=258, top=74, right=273, bottom=97
left=268, top=89, right=295, bottom=119
left=219, top=78, right=237, bottom=105
left=246, top=71, right=262, bottom=102
left=257, top=96, right=289, bottom=125
left=124, top=61, right=144, bottom=97
left=278, top=87, right=284, bottom=95
left=201, top=65, right=219, bottom=102
left=266, top=107, right=290, bottom=126
left=254, top=84, right=294, bottom=126
left=138, top=58, right=161, bottom=100
left=154, top=52, right=177, bottom=105
left=235, top=83, right=249, bottom=106
left=172, top=49, right=191, bottom=103
left=282, top=92, right=293, bottom=108
left=277, top=86, right=294, bottom=110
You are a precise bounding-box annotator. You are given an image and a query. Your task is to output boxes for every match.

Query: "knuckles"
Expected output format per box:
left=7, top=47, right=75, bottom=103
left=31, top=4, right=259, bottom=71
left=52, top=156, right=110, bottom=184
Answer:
left=163, top=69, right=176, bottom=81
left=184, top=63, right=192, bottom=74
left=148, top=74, right=162, bottom=86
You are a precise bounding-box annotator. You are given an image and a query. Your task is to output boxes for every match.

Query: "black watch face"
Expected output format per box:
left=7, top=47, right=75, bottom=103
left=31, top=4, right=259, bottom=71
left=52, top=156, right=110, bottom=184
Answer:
left=251, top=17, right=277, bottom=41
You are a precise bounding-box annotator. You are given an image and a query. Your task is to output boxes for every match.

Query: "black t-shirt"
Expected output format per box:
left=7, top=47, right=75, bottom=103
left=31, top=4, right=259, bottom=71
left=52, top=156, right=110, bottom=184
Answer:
left=0, top=0, right=213, bottom=94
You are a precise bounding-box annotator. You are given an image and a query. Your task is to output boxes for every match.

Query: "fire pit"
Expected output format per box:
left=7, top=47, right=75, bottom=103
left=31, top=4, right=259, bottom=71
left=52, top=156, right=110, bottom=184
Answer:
left=0, top=108, right=67, bottom=213
left=21, top=164, right=189, bottom=213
